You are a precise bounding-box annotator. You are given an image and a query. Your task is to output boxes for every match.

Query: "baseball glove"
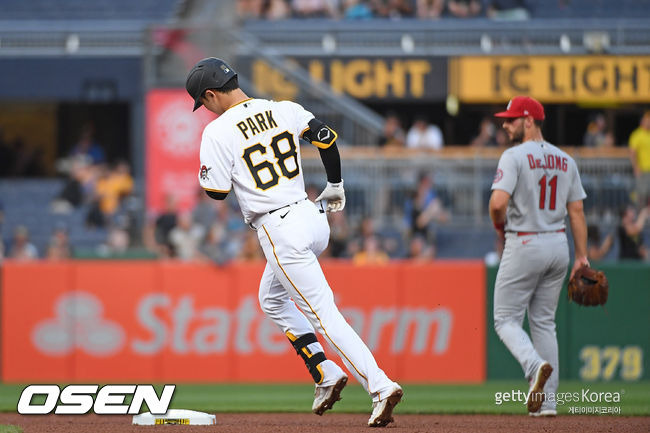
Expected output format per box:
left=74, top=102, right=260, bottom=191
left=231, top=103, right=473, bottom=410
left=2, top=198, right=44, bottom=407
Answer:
left=568, top=266, right=609, bottom=306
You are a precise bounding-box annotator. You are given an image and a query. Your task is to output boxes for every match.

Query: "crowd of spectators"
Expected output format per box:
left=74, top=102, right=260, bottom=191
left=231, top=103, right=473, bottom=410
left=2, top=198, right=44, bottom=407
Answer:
left=2, top=109, right=649, bottom=264
left=237, top=0, right=533, bottom=21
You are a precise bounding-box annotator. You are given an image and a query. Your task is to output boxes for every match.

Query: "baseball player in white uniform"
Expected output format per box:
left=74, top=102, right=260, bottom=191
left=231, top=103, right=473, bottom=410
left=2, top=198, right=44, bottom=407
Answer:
left=186, top=57, right=403, bottom=427
left=489, top=96, right=589, bottom=416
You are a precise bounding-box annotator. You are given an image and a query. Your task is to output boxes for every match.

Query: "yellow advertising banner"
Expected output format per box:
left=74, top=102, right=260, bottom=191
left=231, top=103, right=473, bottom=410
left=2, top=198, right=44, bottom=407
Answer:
left=450, top=56, right=650, bottom=103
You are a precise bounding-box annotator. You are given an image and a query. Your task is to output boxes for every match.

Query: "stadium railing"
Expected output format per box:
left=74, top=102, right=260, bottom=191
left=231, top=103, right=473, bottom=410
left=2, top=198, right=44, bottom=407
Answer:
left=300, top=146, right=634, bottom=227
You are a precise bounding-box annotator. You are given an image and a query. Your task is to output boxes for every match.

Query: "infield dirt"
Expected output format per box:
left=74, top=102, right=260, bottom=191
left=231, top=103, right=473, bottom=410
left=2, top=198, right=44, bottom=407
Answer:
left=0, top=413, right=648, bottom=432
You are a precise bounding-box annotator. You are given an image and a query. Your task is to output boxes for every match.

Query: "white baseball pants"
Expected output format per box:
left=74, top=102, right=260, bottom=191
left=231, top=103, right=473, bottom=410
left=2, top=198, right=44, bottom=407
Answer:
left=253, top=199, right=395, bottom=401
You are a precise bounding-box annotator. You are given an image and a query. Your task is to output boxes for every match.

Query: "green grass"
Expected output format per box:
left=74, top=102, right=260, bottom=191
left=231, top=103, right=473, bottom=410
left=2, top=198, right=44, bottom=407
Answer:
left=0, top=426, right=22, bottom=433
left=1, top=382, right=648, bottom=416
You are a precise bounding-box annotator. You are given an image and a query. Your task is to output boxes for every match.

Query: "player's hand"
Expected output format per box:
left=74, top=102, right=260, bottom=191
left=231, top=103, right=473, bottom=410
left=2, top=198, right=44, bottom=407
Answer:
left=316, top=180, right=345, bottom=212
left=569, top=256, right=590, bottom=280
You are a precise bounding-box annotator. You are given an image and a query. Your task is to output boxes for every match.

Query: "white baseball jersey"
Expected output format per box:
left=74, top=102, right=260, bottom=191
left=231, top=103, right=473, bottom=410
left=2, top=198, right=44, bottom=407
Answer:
left=196, top=96, right=400, bottom=406
left=198, top=98, right=315, bottom=223
left=491, top=140, right=586, bottom=232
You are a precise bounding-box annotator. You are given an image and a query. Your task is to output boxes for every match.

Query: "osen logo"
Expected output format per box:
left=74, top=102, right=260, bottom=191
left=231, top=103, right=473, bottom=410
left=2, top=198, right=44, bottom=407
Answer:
left=17, top=384, right=175, bottom=415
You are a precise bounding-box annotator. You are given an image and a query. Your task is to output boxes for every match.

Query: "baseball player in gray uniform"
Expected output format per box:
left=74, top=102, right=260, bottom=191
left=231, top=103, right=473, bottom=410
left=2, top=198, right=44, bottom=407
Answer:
left=186, top=57, right=402, bottom=427
left=489, top=96, right=589, bottom=416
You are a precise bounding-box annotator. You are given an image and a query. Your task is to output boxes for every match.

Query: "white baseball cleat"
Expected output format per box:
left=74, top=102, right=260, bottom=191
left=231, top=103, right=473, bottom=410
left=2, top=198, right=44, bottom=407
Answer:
left=368, top=384, right=403, bottom=427
left=526, top=362, right=553, bottom=413
left=312, top=374, right=348, bottom=416
left=529, top=409, right=557, bottom=417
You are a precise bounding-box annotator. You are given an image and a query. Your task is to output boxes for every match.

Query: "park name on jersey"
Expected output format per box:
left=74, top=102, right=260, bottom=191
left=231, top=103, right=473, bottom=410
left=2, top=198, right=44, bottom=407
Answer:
left=236, top=110, right=278, bottom=139
left=526, top=154, right=568, bottom=172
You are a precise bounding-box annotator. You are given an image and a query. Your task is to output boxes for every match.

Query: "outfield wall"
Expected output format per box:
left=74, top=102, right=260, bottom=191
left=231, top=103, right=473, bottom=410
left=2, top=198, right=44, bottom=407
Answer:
left=1, top=261, right=485, bottom=383
left=487, top=263, right=650, bottom=382
left=2, top=260, right=647, bottom=384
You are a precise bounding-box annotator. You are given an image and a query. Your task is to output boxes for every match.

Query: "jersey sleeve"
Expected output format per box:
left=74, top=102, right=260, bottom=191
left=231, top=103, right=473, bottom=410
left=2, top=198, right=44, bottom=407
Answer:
left=567, top=158, right=587, bottom=202
left=491, top=149, right=518, bottom=194
left=198, top=128, right=233, bottom=194
left=279, top=100, right=314, bottom=138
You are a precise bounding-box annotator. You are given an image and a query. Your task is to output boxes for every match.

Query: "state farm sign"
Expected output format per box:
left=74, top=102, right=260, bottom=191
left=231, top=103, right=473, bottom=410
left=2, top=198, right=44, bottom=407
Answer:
left=2, top=261, right=485, bottom=383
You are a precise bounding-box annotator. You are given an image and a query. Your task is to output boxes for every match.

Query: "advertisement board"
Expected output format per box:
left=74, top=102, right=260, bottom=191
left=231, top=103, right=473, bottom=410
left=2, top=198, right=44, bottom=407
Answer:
left=450, top=56, right=650, bottom=103
left=145, top=89, right=216, bottom=213
left=2, top=261, right=485, bottom=383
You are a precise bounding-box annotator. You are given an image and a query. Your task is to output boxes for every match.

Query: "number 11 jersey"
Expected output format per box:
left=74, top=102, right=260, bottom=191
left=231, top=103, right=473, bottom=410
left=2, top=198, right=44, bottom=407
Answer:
left=491, top=140, right=587, bottom=233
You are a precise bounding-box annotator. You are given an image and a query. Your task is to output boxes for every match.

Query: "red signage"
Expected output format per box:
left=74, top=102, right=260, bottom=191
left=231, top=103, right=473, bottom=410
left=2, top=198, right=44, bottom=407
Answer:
left=145, top=89, right=215, bottom=213
left=2, top=261, right=485, bottom=383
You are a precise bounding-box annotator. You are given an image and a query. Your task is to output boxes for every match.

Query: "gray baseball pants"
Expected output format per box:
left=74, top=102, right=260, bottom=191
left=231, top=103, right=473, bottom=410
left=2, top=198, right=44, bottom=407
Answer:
left=494, top=231, right=569, bottom=410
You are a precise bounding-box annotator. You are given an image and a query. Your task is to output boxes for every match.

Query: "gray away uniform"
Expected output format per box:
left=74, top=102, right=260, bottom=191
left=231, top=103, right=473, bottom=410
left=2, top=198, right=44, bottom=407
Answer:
left=491, top=139, right=586, bottom=411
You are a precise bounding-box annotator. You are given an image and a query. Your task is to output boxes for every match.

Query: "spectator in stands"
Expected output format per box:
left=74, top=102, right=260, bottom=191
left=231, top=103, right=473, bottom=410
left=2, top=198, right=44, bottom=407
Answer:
left=586, top=225, right=613, bottom=261
left=151, top=195, right=180, bottom=257
left=46, top=225, right=72, bottom=260
left=408, top=235, right=435, bottom=261
left=583, top=113, right=613, bottom=148
left=69, top=123, right=105, bottom=165
left=201, top=221, right=240, bottom=265
left=327, top=210, right=351, bottom=258
left=629, top=111, right=650, bottom=207
left=169, top=211, right=206, bottom=261
left=495, top=127, right=509, bottom=148
left=86, top=161, right=133, bottom=227
left=353, top=235, right=390, bottom=265
left=237, top=0, right=263, bottom=19
left=378, top=112, right=406, bottom=149
left=51, top=158, right=89, bottom=213
left=9, top=225, right=38, bottom=260
left=446, top=0, right=482, bottom=17
left=618, top=204, right=649, bottom=260
left=292, top=0, right=337, bottom=17
left=192, top=188, right=219, bottom=233
left=406, top=116, right=444, bottom=150
left=262, top=0, right=293, bottom=18
left=373, top=0, right=416, bottom=18
left=102, top=223, right=131, bottom=256
left=470, top=117, right=498, bottom=147
left=343, top=0, right=375, bottom=18
left=483, top=0, right=531, bottom=19
left=237, top=231, right=265, bottom=261
left=404, top=172, right=449, bottom=242
left=416, top=0, right=444, bottom=18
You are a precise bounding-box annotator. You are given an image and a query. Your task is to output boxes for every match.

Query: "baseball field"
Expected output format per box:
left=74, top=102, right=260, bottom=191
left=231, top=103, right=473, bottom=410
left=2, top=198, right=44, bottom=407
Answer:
left=0, top=381, right=648, bottom=432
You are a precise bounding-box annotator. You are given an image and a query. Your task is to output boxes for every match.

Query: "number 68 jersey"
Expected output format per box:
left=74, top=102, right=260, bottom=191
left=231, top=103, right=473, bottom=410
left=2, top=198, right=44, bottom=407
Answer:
left=491, top=140, right=587, bottom=233
left=198, top=98, right=315, bottom=224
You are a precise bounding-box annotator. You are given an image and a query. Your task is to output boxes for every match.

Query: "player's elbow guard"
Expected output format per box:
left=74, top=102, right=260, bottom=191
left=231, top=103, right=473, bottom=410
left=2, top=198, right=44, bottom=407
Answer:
left=304, top=118, right=338, bottom=149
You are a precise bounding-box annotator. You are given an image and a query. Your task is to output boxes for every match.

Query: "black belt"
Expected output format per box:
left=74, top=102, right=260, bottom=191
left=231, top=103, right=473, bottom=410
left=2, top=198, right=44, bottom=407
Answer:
left=268, top=198, right=308, bottom=214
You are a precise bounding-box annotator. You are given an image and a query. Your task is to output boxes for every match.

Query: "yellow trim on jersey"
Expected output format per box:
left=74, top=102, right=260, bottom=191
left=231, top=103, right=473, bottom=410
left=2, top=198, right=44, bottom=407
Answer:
left=202, top=186, right=230, bottom=193
left=262, top=225, right=369, bottom=385
left=225, top=97, right=254, bottom=113
left=300, top=126, right=310, bottom=138
left=311, top=128, right=338, bottom=150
